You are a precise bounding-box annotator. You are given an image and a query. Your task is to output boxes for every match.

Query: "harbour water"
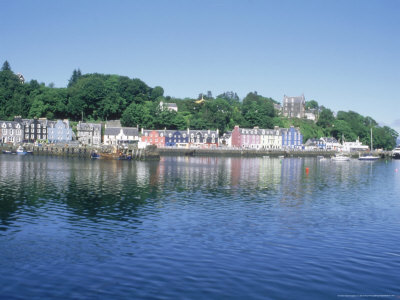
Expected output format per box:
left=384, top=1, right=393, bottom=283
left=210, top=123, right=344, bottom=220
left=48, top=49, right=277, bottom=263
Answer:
left=0, top=155, right=399, bottom=299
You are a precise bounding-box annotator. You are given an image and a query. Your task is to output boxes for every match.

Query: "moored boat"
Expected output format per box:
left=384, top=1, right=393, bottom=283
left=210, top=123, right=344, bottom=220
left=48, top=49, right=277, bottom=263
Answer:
left=16, top=146, right=27, bottom=155
left=331, top=154, right=350, bottom=161
left=358, top=153, right=379, bottom=161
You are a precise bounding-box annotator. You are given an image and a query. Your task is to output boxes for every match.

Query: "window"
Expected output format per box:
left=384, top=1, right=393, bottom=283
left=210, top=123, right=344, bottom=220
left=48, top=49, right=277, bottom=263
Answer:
left=31, top=134, right=34, bottom=139
left=10, top=129, right=13, bottom=136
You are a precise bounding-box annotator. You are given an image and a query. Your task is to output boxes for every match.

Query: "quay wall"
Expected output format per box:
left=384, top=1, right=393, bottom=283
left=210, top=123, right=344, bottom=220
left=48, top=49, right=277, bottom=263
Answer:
left=158, top=147, right=394, bottom=159
left=0, top=144, right=160, bottom=160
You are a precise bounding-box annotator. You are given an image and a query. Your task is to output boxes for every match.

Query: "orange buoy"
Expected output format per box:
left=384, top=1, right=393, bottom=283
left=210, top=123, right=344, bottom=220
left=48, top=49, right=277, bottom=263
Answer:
left=305, top=167, right=309, bottom=174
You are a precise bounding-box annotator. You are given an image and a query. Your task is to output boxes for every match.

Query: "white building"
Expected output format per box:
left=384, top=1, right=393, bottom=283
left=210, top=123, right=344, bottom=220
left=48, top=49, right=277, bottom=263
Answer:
left=341, top=138, right=369, bottom=152
left=103, top=127, right=139, bottom=145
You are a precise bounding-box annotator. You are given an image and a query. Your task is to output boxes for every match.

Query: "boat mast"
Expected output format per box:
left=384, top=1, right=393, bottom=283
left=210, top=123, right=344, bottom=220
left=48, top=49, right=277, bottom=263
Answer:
left=370, top=127, right=373, bottom=151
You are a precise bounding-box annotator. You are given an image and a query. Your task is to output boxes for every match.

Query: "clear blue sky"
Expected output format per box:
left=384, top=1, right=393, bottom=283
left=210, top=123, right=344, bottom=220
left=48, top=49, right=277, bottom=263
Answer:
left=1, top=0, right=399, bottom=133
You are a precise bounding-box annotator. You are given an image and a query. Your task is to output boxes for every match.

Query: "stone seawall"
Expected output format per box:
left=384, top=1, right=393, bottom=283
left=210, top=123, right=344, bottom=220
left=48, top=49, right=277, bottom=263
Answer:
left=158, top=148, right=336, bottom=158
left=158, top=148, right=394, bottom=158
left=0, top=144, right=160, bottom=160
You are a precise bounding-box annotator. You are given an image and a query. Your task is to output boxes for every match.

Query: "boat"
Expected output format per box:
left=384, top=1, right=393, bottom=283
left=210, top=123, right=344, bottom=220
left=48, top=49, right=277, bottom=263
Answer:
left=331, top=154, right=350, bottom=161
left=16, top=146, right=27, bottom=155
left=358, top=128, right=379, bottom=161
left=90, top=152, right=100, bottom=159
left=2, top=150, right=12, bottom=154
left=392, top=146, right=400, bottom=159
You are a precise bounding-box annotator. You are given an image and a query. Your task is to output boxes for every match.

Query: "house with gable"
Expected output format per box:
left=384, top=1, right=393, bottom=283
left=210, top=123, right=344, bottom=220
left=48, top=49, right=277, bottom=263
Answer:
left=165, top=129, right=189, bottom=147
left=141, top=129, right=166, bottom=148
left=188, top=129, right=218, bottom=148
left=77, top=122, right=102, bottom=146
left=47, top=120, right=74, bottom=143
left=104, top=126, right=139, bottom=146
left=0, top=120, right=24, bottom=144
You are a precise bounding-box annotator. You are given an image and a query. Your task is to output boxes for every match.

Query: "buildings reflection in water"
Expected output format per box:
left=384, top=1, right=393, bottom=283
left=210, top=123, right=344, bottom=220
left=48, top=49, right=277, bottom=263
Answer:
left=0, top=155, right=378, bottom=227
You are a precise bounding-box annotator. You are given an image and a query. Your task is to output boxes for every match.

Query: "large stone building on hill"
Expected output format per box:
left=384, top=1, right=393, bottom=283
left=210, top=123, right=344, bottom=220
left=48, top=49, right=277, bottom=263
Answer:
left=282, top=94, right=305, bottom=118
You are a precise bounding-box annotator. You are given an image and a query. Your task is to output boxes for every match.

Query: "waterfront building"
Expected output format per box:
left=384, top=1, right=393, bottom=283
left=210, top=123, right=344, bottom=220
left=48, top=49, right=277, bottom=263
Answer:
left=47, top=120, right=74, bottom=143
left=104, top=126, right=139, bottom=145
left=342, top=138, right=369, bottom=152
left=220, top=131, right=232, bottom=147
left=320, top=137, right=341, bottom=150
left=304, top=138, right=324, bottom=150
left=231, top=126, right=261, bottom=149
left=189, top=129, right=219, bottom=148
left=260, top=127, right=282, bottom=150
left=282, top=94, right=305, bottom=118
left=0, top=121, right=24, bottom=144
left=77, top=122, right=102, bottom=146
left=141, top=129, right=166, bottom=148
left=19, top=117, right=48, bottom=143
left=281, top=126, right=303, bottom=149
left=165, top=130, right=189, bottom=147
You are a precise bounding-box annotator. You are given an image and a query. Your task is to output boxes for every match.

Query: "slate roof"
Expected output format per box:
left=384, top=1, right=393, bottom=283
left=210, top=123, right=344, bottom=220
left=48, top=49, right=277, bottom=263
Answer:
left=105, top=127, right=138, bottom=136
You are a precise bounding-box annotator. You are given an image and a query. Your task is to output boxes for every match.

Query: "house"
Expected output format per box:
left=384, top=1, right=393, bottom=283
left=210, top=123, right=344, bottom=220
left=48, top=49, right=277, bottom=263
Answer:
left=77, top=122, right=102, bottom=146
left=320, top=137, right=341, bottom=150
left=342, top=138, right=369, bottom=152
left=281, top=126, right=303, bottom=149
left=141, top=129, right=166, bottom=148
left=0, top=121, right=24, bottom=144
left=232, top=125, right=283, bottom=149
left=165, top=130, right=189, bottom=147
left=304, top=138, right=324, bottom=150
left=188, top=129, right=219, bottom=148
left=19, top=117, right=48, bottom=143
left=260, top=127, right=282, bottom=150
left=47, top=120, right=74, bottom=143
left=104, top=126, right=139, bottom=145
left=282, top=94, right=305, bottom=118
left=220, top=131, right=232, bottom=147
left=305, top=109, right=317, bottom=121
left=159, top=101, right=178, bottom=112
left=231, top=126, right=261, bottom=149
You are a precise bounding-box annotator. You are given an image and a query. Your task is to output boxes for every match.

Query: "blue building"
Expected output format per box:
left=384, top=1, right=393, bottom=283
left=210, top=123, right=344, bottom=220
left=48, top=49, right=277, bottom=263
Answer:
left=47, top=120, right=74, bottom=143
left=165, top=130, right=189, bottom=147
left=281, top=126, right=303, bottom=149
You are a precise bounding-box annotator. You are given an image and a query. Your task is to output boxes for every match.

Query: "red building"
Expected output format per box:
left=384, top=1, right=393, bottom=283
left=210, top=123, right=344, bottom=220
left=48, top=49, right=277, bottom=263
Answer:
left=141, top=129, right=165, bottom=148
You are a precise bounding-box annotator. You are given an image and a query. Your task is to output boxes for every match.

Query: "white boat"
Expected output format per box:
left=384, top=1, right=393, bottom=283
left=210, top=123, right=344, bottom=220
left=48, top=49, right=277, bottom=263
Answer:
left=358, top=128, right=379, bottom=161
left=16, top=146, right=27, bottom=155
left=331, top=154, right=350, bottom=161
left=392, top=146, right=400, bottom=159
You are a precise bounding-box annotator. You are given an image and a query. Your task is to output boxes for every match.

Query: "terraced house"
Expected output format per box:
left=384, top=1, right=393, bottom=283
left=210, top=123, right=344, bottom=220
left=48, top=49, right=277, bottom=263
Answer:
left=20, top=117, right=48, bottom=143
left=77, top=122, right=102, bottom=146
left=0, top=121, right=24, bottom=144
left=47, top=120, right=74, bottom=143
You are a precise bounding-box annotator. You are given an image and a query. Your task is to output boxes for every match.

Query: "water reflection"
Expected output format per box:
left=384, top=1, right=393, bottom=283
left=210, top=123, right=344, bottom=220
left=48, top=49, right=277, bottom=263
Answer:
left=0, top=155, right=393, bottom=228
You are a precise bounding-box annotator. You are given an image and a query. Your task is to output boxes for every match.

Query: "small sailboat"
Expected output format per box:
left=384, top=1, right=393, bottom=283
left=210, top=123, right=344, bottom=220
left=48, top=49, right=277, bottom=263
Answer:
left=331, top=153, right=350, bottom=161
left=359, top=128, right=379, bottom=161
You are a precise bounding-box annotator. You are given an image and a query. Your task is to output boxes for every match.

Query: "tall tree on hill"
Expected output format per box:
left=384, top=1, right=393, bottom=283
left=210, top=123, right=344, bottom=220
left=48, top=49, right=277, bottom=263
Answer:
left=68, top=69, right=82, bottom=87
left=2, top=61, right=11, bottom=71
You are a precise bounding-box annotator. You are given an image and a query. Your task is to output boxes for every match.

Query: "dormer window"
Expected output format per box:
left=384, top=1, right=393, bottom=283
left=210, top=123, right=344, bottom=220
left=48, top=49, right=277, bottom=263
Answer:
left=182, top=134, right=186, bottom=138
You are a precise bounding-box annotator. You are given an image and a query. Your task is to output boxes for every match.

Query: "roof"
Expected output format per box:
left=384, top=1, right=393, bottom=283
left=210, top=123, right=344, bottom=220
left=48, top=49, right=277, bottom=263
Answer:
left=105, top=127, right=138, bottom=136
left=77, top=122, right=101, bottom=131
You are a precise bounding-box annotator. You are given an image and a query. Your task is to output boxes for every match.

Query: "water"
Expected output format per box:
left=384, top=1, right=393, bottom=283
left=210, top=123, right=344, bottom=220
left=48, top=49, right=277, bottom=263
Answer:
left=0, top=155, right=399, bottom=299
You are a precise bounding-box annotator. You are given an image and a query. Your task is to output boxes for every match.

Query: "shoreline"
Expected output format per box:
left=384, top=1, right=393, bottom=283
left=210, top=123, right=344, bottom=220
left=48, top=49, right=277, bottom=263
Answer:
left=0, top=144, right=394, bottom=159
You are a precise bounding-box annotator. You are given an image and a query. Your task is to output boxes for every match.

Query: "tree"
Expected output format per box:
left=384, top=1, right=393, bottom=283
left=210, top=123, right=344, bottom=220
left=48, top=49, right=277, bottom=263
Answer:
left=2, top=61, right=11, bottom=71
left=305, top=100, right=319, bottom=110
left=151, top=86, right=164, bottom=100
left=316, top=108, right=335, bottom=129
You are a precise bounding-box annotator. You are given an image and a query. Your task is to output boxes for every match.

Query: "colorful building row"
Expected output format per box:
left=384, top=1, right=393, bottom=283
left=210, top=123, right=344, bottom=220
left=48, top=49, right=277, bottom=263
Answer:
left=231, top=125, right=303, bottom=149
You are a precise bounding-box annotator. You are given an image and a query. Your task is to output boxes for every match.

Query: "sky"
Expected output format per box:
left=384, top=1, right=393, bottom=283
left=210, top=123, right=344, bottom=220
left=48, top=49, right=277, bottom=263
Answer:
left=1, top=0, right=399, bottom=133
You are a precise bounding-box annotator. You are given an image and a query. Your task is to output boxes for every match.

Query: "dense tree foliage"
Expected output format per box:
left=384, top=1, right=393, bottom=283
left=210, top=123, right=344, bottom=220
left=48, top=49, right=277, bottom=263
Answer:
left=0, top=61, right=398, bottom=149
